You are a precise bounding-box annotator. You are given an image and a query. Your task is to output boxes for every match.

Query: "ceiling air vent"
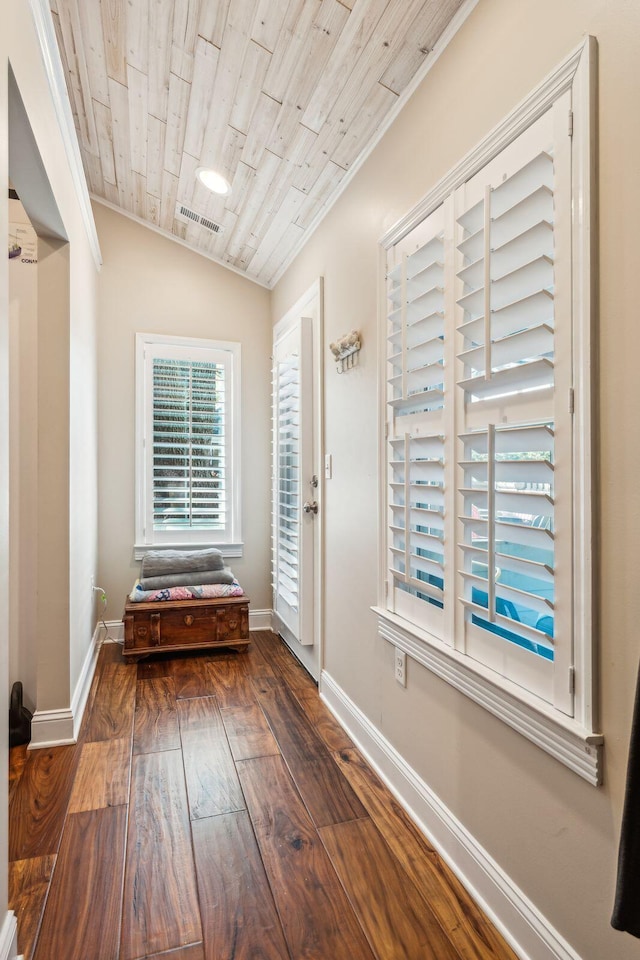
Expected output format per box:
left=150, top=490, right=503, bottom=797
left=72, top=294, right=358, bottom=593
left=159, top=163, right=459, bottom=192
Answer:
left=175, top=203, right=224, bottom=235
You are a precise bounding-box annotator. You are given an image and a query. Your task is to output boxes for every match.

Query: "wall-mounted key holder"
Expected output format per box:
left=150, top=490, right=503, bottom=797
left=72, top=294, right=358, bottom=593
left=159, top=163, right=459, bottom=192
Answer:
left=329, top=330, right=361, bottom=373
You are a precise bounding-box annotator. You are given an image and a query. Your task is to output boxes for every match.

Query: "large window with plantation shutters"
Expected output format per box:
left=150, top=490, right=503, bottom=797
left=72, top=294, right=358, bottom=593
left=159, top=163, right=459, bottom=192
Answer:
left=135, top=333, right=241, bottom=555
left=378, top=42, right=601, bottom=783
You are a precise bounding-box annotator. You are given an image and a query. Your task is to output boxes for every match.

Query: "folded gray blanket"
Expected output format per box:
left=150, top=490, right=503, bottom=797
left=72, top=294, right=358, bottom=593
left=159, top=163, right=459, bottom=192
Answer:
left=139, top=567, right=235, bottom=590
left=141, top=547, right=225, bottom=578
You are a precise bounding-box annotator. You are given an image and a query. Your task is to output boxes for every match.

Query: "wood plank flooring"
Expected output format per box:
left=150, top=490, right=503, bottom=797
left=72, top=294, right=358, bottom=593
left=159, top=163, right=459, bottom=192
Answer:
left=8, top=631, right=520, bottom=960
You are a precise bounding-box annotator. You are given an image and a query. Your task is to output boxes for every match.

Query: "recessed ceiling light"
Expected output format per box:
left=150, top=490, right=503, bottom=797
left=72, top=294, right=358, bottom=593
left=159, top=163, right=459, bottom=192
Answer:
left=196, top=167, right=231, bottom=195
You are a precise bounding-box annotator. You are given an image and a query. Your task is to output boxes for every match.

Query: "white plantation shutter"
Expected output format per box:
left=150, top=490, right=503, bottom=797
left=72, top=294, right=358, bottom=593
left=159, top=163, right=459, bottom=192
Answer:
left=455, top=96, right=573, bottom=712
left=384, top=92, right=576, bottom=713
left=386, top=205, right=449, bottom=640
left=272, top=316, right=314, bottom=646
left=274, top=353, right=300, bottom=613
left=151, top=356, right=227, bottom=532
left=136, top=335, right=240, bottom=549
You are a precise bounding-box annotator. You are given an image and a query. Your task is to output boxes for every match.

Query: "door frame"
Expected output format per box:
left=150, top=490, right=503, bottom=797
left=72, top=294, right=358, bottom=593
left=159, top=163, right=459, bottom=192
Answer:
left=272, top=278, right=324, bottom=681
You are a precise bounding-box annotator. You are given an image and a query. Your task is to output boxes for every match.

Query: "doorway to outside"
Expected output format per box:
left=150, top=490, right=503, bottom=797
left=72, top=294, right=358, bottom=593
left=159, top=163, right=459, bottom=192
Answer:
left=272, top=279, right=324, bottom=682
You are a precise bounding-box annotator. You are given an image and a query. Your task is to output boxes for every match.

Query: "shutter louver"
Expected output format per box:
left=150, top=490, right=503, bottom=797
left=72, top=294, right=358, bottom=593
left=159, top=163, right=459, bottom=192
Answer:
left=152, top=357, right=226, bottom=531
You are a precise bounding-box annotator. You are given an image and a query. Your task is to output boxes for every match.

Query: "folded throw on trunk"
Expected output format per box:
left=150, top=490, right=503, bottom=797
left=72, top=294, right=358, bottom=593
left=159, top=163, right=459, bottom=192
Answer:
left=139, top=567, right=235, bottom=590
left=129, top=579, right=244, bottom=602
left=141, top=547, right=225, bottom=578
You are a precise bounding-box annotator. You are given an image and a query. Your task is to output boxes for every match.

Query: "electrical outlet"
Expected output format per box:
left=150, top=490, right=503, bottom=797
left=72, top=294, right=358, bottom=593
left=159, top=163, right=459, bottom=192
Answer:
left=394, top=647, right=406, bottom=687
left=324, top=453, right=332, bottom=479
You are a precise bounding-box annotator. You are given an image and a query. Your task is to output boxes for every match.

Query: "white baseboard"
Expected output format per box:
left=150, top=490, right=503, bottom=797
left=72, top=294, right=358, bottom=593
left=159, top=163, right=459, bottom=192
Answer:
left=29, top=623, right=102, bottom=750
left=320, top=671, right=584, bottom=960
left=70, top=623, right=103, bottom=739
left=0, top=911, right=18, bottom=960
left=249, top=609, right=272, bottom=631
left=102, top=619, right=124, bottom=641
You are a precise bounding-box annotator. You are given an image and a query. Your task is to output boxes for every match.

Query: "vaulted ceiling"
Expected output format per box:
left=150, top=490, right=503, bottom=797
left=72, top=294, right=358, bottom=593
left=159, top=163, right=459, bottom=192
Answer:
left=50, top=0, right=465, bottom=287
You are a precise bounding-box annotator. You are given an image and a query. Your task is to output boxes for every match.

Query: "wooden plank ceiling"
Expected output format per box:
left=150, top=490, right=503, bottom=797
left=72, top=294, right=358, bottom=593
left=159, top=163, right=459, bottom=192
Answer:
left=50, top=0, right=463, bottom=287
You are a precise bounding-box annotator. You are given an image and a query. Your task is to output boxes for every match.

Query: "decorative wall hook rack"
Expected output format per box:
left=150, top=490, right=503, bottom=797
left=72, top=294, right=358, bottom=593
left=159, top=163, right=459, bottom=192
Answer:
left=329, top=330, right=361, bottom=373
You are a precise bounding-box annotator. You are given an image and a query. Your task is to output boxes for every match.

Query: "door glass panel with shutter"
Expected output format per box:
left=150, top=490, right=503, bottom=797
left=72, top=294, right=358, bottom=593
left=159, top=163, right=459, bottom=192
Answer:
left=272, top=317, right=314, bottom=647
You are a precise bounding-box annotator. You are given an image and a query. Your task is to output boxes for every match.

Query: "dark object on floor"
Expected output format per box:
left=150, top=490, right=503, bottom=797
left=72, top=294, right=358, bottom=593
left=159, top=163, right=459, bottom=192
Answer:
left=9, top=681, right=32, bottom=747
left=612, top=658, right=640, bottom=937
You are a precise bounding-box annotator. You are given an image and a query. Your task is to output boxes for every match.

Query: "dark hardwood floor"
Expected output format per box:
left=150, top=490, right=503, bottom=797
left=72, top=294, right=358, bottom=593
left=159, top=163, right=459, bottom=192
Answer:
left=8, top=631, right=519, bottom=960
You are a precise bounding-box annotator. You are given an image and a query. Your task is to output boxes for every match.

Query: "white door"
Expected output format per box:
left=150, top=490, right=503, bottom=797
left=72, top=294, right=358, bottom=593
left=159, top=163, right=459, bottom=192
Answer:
left=273, top=316, right=314, bottom=645
left=272, top=307, right=320, bottom=675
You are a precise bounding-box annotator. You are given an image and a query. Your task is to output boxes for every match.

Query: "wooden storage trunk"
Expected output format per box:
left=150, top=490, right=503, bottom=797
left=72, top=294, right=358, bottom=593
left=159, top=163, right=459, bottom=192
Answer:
left=122, top=595, right=250, bottom=661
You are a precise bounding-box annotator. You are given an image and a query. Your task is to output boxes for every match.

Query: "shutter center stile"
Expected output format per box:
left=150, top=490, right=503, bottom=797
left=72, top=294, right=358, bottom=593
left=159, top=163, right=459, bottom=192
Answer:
left=483, top=184, right=493, bottom=382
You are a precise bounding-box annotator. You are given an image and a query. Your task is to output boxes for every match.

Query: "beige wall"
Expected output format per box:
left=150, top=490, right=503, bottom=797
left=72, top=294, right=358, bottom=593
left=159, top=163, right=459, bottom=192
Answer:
left=272, top=1, right=640, bottom=957
left=94, top=202, right=273, bottom=613
left=0, top=18, right=10, bottom=931
left=8, top=201, right=38, bottom=712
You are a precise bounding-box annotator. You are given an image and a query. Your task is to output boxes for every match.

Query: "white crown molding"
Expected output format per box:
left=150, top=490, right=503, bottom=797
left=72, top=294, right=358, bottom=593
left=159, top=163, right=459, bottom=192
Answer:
left=0, top=912, right=18, bottom=960
left=91, top=195, right=269, bottom=290
left=380, top=37, right=590, bottom=249
left=27, top=0, right=102, bottom=269
left=375, top=608, right=602, bottom=785
left=320, top=671, right=586, bottom=960
left=269, top=0, right=481, bottom=288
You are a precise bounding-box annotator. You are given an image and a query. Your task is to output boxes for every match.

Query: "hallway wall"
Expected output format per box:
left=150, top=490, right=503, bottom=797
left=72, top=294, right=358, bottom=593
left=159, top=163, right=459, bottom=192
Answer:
left=1, top=1, right=101, bottom=949
left=94, top=202, right=273, bottom=615
left=272, top=1, right=640, bottom=958
left=8, top=200, right=38, bottom=713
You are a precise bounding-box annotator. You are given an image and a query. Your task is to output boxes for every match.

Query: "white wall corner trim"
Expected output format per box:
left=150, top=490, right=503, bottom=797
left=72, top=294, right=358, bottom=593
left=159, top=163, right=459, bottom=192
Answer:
left=375, top=609, right=602, bottom=785
left=27, top=0, right=102, bottom=268
left=249, top=609, right=273, bottom=631
left=0, top=912, right=18, bottom=960
left=320, top=671, right=586, bottom=960
left=29, top=623, right=102, bottom=749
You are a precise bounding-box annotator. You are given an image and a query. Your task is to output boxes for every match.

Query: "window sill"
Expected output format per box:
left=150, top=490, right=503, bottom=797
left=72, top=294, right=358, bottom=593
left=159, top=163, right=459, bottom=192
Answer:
left=134, top=542, right=244, bottom=561
left=374, top=607, right=603, bottom=786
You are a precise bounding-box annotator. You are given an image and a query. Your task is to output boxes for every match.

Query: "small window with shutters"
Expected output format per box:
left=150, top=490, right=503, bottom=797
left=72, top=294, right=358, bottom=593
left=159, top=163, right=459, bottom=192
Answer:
left=378, top=41, right=600, bottom=781
left=135, top=333, right=242, bottom=555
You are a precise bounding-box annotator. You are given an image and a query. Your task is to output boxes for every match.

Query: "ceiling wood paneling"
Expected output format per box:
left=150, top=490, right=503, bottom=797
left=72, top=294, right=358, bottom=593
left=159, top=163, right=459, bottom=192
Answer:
left=51, top=0, right=464, bottom=286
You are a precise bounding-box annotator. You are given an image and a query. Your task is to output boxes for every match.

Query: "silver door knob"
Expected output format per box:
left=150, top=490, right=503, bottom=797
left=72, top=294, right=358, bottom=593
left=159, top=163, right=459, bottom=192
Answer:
left=303, top=500, right=318, bottom=515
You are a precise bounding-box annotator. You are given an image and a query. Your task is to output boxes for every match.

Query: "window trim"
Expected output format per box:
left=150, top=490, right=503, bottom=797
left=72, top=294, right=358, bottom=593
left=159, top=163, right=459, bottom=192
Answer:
left=376, top=38, right=601, bottom=784
left=134, top=332, right=243, bottom=555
